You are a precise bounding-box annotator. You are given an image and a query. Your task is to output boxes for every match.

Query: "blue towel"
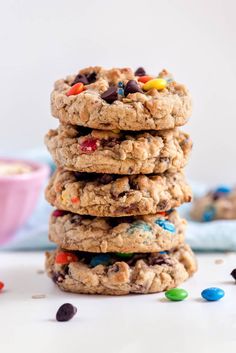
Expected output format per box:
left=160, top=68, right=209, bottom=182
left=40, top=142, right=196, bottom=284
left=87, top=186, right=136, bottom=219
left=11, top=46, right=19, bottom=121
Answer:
left=1, top=150, right=236, bottom=251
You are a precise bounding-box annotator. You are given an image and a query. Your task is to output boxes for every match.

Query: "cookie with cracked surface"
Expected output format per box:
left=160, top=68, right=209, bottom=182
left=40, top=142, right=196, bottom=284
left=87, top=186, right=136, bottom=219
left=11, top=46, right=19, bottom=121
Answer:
left=190, top=186, right=236, bottom=221
left=45, top=244, right=197, bottom=295
left=45, top=169, right=192, bottom=217
left=49, top=209, right=186, bottom=253
left=45, top=125, right=192, bottom=175
left=51, top=66, right=192, bottom=131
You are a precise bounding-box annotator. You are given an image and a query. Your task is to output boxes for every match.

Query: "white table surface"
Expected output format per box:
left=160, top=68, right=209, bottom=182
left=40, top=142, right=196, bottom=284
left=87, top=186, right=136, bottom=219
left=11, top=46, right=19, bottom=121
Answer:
left=0, top=251, right=236, bottom=353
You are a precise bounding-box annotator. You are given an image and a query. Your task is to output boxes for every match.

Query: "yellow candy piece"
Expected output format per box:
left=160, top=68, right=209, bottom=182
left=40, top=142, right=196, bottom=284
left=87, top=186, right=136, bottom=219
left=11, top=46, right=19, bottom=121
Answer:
left=143, top=78, right=167, bottom=91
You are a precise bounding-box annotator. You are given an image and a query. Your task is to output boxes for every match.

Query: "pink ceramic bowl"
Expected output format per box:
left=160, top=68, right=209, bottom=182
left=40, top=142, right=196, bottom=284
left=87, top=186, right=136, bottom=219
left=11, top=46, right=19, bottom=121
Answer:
left=0, top=158, right=49, bottom=244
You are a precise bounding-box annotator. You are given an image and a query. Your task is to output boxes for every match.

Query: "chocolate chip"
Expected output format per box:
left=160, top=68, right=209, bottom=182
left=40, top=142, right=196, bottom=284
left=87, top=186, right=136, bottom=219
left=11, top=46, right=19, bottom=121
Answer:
left=231, top=268, right=236, bottom=280
left=124, top=80, right=142, bottom=96
left=101, top=86, right=118, bottom=104
left=135, top=67, right=146, bottom=76
left=86, top=72, right=97, bottom=83
left=101, top=138, right=120, bottom=148
left=71, top=74, right=89, bottom=86
left=56, top=303, right=77, bottom=322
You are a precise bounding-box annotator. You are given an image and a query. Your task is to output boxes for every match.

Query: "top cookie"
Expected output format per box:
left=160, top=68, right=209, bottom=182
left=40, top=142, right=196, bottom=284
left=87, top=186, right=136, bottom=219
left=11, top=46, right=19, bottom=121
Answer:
left=51, top=66, right=192, bottom=131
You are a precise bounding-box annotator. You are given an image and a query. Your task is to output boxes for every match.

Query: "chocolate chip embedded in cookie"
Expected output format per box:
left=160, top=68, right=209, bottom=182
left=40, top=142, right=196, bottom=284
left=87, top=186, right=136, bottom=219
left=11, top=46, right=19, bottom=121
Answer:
left=190, top=185, right=236, bottom=221
left=45, top=244, right=197, bottom=295
left=45, top=169, right=192, bottom=217
left=51, top=66, right=192, bottom=131
left=49, top=209, right=186, bottom=253
left=45, top=125, right=192, bottom=175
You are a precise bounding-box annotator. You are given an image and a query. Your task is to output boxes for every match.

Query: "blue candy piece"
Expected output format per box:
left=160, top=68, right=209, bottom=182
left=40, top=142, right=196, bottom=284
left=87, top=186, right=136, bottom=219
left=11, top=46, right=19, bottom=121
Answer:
left=155, top=219, right=176, bottom=233
left=201, top=287, right=225, bottom=301
left=118, top=81, right=124, bottom=88
left=117, top=87, right=124, bottom=96
left=128, top=221, right=152, bottom=234
left=215, top=185, right=231, bottom=194
left=90, top=254, right=111, bottom=267
left=159, top=251, right=168, bottom=255
left=202, top=206, right=216, bottom=222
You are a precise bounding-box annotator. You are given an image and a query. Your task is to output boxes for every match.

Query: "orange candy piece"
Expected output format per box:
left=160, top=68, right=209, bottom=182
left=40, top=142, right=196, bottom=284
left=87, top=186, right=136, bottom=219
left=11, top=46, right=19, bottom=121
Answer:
left=138, top=75, right=153, bottom=84
left=0, top=281, right=4, bottom=291
left=66, top=82, right=84, bottom=96
left=55, top=251, right=78, bottom=265
left=71, top=196, right=79, bottom=203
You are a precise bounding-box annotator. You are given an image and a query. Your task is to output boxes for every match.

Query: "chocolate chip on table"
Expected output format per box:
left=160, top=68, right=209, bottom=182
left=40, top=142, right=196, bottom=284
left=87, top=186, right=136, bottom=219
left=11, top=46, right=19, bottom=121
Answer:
left=56, top=303, right=77, bottom=322
left=231, top=268, right=236, bottom=280
left=135, top=67, right=146, bottom=76
left=124, top=80, right=143, bottom=96
left=71, top=74, right=89, bottom=86
left=101, top=86, right=118, bottom=104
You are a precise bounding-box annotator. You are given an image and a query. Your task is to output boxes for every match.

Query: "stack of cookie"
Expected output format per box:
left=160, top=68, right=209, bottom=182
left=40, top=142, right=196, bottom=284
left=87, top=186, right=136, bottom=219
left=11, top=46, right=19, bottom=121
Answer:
left=45, top=66, right=197, bottom=295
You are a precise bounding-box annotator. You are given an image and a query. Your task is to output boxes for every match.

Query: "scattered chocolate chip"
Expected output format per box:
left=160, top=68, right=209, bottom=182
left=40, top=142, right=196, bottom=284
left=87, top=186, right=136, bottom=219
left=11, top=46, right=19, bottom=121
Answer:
left=86, top=72, right=97, bottom=84
left=231, top=268, right=236, bottom=280
left=135, top=67, right=146, bottom=76
left=124, top=80, right=142, bottom=96
left=56, top=303, right=77, bottom=322
left=71, top=74, right=89, bottom=86
left=101, top=86, right=118, bottom=104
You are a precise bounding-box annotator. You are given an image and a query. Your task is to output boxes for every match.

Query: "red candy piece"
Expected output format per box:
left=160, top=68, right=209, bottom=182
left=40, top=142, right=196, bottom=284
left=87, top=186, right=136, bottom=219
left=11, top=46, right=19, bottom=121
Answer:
left=138, top=75, right=153, bottom=83
left=52, top=209, right=66, bottom=217
left=80, top=138, right=99, bottom=153
left=55, top=252, right=78, bottom=265
left=71, top=196, right=79, bottom=204
left=66, top=82, right=84, bottom=96
left=0, top=281, right=4, bottom=291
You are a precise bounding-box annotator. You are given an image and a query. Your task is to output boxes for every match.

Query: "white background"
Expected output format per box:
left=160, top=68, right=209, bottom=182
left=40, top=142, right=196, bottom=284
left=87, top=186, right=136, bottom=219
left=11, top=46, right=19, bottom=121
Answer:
left=0, top=0, right=235, bottom=184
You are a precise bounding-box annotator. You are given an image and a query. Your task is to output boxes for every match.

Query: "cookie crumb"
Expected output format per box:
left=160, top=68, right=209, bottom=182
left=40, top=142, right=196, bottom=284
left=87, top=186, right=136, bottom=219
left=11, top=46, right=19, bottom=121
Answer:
left=32, top=294, right=46, bottom=299
left=214, top=259, right=224, bottom=264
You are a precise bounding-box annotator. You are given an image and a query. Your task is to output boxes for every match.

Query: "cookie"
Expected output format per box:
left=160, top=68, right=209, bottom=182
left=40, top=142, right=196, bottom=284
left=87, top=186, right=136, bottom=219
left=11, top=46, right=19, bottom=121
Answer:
left=45, top=125, right=192, bottom=175
left=51, top=66, right=192, bottom=131
left=49, top=209, right=186, bottom=253
left=45, top=169, right=192, bottom=217
left=45, top=243, right=197, bottom=295
left=190, top=186, right=236, bottom=221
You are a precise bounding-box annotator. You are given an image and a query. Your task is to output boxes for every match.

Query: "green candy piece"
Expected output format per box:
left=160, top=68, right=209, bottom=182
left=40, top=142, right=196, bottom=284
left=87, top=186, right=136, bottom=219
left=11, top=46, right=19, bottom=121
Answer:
left=116, top=252, right=134, bottom=259
left=165, top=288, right=188, bottom=301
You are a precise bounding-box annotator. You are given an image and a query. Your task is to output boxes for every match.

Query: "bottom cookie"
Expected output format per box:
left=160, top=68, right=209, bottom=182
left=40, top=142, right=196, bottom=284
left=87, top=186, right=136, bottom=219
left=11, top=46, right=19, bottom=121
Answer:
left=45, top=244, right=197, bottom=295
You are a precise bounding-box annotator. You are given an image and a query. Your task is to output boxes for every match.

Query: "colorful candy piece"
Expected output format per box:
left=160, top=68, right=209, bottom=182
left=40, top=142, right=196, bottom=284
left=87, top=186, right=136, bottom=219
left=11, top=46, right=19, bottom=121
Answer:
left=202, top=206, right=215, bottom=222
left=230, top=268, right=236, bottom=280
left=55, top=251, right=78, bottom=265
left=159, top=251, right=168, bottom=255
left=0, top=281, right=4, bottom=291
left=116, top=252, right=133, bottom=259
left=128, top=221, right=152, bottom=234
left=56, top=303, right=77, bottom=322
left=90, top=254, right=111, bottom=267
left=165, top=288, right=188, bottom=301
left=80, top=138, right=99, bottom=153
left=201, top=287, right=225, bottom=301
left=66, top=82, right=84, bottom=96
left=138, top=75, right=153, bottom=83
left=155, top=219, right=176, bottom=233
left=143, top=78, right=167, bottom=91
left=71, top=196, right=79, bottom=204
left=52, top=209, right=66, bottom=217
left=215, top=185, right=231, bottom=194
